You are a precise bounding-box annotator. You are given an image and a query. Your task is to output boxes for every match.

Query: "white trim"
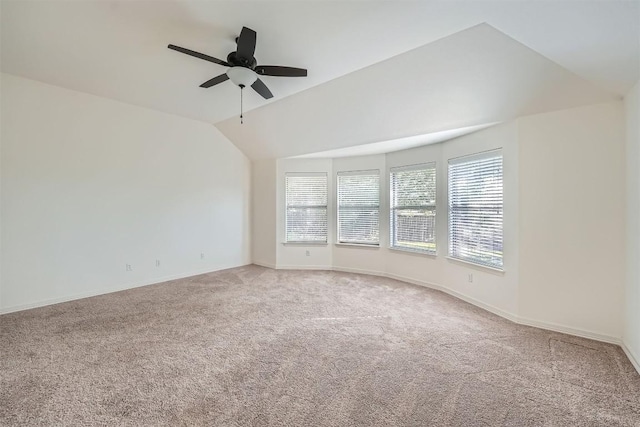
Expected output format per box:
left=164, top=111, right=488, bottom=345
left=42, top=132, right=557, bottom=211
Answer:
left=385, top=272, right=520, bottom=323
left=386, top=271, right=621, bottom=344
left=388, top=246, right=437, bottom=257
left=445, top=256, right=505, bottom=274
left=448, top=148, right=503, bottom=165
left=389, top=164, right=437, bottom=257
left=0, top=263, right=248, bottom=315
left=333, top=266, right=387, bottom=277
left=285, top=171, right=327, bottom=178
left=258, top=265, right=624, bottom=349
left=390, top=162, right=436, bottom=173
left=622, top=343, right=640, bottom=374
left=281, top=242, right=328, bottom=246
left=284, top=173, right=329, bottom=244
left=6, top=261, right=632, bottom=372
left=335, top=243, right=380, bottom=249
left=336, top=169, right=380, bottom=177
left=516, top=316, right=621, bottom=345
left=275, top=264, right=333, bottom=270
left=336, top=171, right=381, bottom=246
left=252, top=261, right=277, bottom=269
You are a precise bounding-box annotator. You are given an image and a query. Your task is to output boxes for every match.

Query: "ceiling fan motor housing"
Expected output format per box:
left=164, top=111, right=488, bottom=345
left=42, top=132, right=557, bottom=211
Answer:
left=168, top=26, right=306, bottom=101
left=227, top=51, right=257, bottom=69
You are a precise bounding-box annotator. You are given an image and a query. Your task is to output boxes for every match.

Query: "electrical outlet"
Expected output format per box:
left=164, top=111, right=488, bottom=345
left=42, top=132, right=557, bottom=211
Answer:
left=305, top=250, right=310, bottom=256
left=155, top=259, right=160, bottom=267
left=468, top=274, right=473, bottom=283
left=201, top=253, right=205, bottom=260
left=126, top=264, right=132, bottom=272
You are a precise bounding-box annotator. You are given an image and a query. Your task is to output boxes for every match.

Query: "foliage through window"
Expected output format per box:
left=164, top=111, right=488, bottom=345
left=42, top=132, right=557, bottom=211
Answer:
left=285, top=173, right=328, bottom=243
left=390, top=163, right=436, bottom=254
left=337, top=171, right=380, bottom=244
left=448, top=151, right=503, bottom=269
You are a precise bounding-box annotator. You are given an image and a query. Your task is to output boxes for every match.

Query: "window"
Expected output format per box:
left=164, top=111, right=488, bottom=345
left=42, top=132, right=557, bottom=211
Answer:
left=337, top=171, right=380, bottom=244
left=448, top=151, right=503, bottom=269
left=390, top=163, right=436, bottom=254
left=285, top=173, right=328, bottom=243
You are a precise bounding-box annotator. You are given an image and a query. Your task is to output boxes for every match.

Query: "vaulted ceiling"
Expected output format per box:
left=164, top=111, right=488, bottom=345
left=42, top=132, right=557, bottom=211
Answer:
left=2, top=1, right=638, bottom=159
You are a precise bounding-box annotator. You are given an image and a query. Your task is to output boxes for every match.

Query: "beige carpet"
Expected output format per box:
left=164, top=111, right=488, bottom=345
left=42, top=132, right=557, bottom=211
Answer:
left=1, top=265, right=639, bottom=426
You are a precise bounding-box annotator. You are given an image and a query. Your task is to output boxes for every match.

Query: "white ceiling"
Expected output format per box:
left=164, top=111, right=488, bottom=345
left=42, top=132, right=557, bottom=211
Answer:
left=2, top=1, right=638, bottom=158
left=291, top=123, right=500, bottom=159
left=218, top=24, right=617, bottom=159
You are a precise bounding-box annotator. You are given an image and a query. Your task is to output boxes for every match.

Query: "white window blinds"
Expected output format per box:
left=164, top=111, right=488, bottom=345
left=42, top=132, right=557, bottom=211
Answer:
left=448, top=151, right=503, bottom=269
left=390, top=163, right=436, bottom=254
left=337, top=171, right=380, bottom=244
left=285, top=173, right=328, bottom=243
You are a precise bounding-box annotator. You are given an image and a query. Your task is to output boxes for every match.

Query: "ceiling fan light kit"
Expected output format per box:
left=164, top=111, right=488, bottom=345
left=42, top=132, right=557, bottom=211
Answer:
left=227, top=67, right=257, bottom=87
left=168, top=26, right=307, bottom=124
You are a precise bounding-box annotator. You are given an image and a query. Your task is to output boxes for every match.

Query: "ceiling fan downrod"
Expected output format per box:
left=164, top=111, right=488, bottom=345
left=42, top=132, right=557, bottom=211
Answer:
left=168, top=26, right=308, bottom=107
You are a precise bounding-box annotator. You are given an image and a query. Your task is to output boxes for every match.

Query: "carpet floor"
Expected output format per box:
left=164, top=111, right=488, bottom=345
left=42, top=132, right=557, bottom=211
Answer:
left=1, top=265, right=639, bottom=426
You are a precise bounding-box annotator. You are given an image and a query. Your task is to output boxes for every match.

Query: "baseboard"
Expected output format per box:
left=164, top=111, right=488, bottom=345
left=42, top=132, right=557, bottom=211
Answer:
left=0, top=263, right=247, bottom=315
left=342, top=269, right=623, bottom=345
left=385, top=271, right=621, bottom=345
left=622, top=342, right=640, bottom=374
left=383, top=271, right=521, bottom=324
left=7, top=261, right=627, bottom=367
left=333, top=266, right=387, bottom=277
left=252, top=261, right=277, bottom=269
left=275, top=264, right=333, bottom=270
left=264, top=264, right=623, bottom=348
left=515, top=316, right=621, bottom=345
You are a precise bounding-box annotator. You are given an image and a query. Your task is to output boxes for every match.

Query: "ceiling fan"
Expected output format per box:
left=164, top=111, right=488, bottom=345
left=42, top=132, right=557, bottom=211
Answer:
left=168, top=26, right=307, bottom=102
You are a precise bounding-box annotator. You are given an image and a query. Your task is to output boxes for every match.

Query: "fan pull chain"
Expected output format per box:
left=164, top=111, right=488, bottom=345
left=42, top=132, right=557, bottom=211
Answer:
left=239, top=84, right=244, bottom=124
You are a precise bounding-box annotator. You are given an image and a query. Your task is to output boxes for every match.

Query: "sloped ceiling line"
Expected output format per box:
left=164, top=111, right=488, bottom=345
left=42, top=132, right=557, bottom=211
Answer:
left=215, top=24, right=616, bottom=159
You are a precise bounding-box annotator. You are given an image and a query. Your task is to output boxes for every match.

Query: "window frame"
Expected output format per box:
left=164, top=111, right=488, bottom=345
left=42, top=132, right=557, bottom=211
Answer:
left=447, top=149, right=504, bottom=270
left=389, top=162, right=437, bottom=255
left=284, top=172, right=328, bottom=244
left=336, top=169, right=381, bottom=246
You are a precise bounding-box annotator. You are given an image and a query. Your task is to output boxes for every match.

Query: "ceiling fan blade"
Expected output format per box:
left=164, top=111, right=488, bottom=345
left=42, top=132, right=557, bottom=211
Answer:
left=255, top=65, right=307, bottom=77
left=168, top=44, right=230, bottom=66
left=251, top=78, right=273, bottom=99
left=200, top=74, right=229, bottom=88
left=236, top=27, right=257, bottom=60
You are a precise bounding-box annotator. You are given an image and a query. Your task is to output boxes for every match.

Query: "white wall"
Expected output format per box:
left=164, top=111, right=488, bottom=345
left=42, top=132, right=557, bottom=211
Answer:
left=386, top=123, right=519, bottom=318
left=518, top=102, right=625, bottom=340
left=254, top=101, right=628, bottom=344
left=252, top=159, right=277, bottom=268
left=0, top=72, right=2, bottom=311
left=625, top=81, right=640, bottom=369
left=0, top=73, right=251, bottom=313
left=440, top=123, right=520, bottom=315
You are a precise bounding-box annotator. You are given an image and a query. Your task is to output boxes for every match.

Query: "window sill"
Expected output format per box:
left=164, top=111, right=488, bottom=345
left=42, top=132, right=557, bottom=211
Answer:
left=335, top=242, right=380, bottom=249
left=389, top=247, right=437, bottom=258
left=281, top=242, right=328, bottom=246
left=445, top=256, right=505, bottom=274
